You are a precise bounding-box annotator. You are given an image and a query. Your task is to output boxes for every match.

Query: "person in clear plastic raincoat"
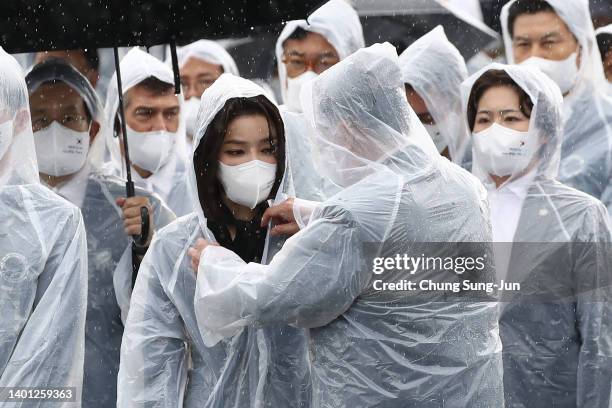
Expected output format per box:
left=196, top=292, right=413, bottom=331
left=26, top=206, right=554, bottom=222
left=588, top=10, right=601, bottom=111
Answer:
left=462, top=62, right=612, bottom=407
left=117, top=74, right=310, bottom=407
left=104, top=47, right=190, bottom=216
left=399, top=26, right=471, bottom=166
left=275, top=0, right=364, bottom=114
left=0, top=48, right=88, bottom=405
left=173, top=40, right=239, bottom=149
left=501, top=0, right=612, bottom=217
left=192, top=43, right=504, bottom=407
left=275, top=0, right=365, bottom=201
left=25, top=59, right=176, bottom=408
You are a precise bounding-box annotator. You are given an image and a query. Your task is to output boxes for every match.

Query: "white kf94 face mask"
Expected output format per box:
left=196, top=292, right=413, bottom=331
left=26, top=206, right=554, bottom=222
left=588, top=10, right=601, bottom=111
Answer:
left=285, top=71, right=318, bottom=113
left=126, top=126, right=176, bottom=173
left=218, top=160, right=277, bottom=209
left=472, top=123, right=539, bottom=178
left=520, top=52, right=579, bottom=94
left=34, top=122, right=90, bottom=177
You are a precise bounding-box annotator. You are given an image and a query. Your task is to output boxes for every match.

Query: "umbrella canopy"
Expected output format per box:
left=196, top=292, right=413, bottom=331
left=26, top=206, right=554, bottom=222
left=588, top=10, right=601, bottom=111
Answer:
left=0, top=0, right=325, bottom=54
left=354, top=0, right=499, bottom=59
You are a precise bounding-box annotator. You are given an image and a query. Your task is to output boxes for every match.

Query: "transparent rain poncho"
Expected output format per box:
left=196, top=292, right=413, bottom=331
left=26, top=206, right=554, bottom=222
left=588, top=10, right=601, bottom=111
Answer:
left=0, top=47, right=89, bottom=404
left=399, top=26, right=471, bottom=166
left=275, top=0, right=365, bottom=107
left=501, top=0, right=612, bottom=217
left=462, top=63, right=612, bottom=407
left=194, top=43, right=504, bottom=407
left=117, top=74, right=310, bottom=408
left=104, top=47, right=190, bottom=216
left=26, top=59, right=176, bottom=407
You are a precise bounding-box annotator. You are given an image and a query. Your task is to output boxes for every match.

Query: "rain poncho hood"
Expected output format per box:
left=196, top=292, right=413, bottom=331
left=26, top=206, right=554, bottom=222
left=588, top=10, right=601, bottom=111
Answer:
left=26, top=58, right=176, bottom=407
left=0, top=47, right=89, bottom=401
left=176, top=39, right=239, bottom=76
left=187, top=73, right=283, bottom=229
left=104, top=47, right=189, bottom=207
left=194, top=43, right=504, bottom=407
left=275, top=0, right=365, bottom=106
left=301, top=42, right=441, bottom=188
left=399, top=25, right=470, bottom=163
left=118, top=74, right=310, bottom=407
left=461, top=62, right=564, bottom=186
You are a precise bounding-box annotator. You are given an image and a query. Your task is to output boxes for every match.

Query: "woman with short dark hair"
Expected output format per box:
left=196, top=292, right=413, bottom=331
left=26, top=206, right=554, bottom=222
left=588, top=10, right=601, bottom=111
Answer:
left=463, top=63, right=612, bottom=407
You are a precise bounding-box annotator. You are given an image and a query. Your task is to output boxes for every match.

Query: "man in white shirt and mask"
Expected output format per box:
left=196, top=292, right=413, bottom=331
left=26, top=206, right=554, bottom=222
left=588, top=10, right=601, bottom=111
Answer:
left=174, top=40, right=239, bottom=151
left=27, top=58, right=175, bottom=408
left=105, top=48, right=190, bottom=216
left=501, top=0, right=612, bottom=218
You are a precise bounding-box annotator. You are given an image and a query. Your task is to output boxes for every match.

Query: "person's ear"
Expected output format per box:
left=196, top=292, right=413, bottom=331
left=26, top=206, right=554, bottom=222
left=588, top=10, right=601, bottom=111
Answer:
left=89, top=121, right=101, bottom=145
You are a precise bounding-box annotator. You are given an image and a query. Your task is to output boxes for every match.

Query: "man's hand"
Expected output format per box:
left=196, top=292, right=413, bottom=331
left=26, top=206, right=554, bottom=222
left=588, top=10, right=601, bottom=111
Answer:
left=188, top=238, right=219, bottom=274
left=116, top=196, right=154, bottom=246
left=261, top=198, right=299, bottom=237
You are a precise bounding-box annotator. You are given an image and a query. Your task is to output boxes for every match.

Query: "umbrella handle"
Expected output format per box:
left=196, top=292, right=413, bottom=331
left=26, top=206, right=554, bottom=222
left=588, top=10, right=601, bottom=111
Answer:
left=134, top=206, right=150, bottom=247
left=169, top=40, right=181, bottom=95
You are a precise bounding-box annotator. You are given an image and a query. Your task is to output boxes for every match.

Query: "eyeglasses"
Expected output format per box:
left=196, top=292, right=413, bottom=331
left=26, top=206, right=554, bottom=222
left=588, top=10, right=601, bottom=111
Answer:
left=282, top=53, right=340, bottom=76
left=31, top=114, right=90, bottom=132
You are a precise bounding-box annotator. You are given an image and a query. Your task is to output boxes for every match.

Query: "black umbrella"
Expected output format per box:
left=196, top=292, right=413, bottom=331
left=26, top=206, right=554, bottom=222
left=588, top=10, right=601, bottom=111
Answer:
left=354, top=0, right=499, bottom=58
left=1, top=1, right=326, bottom=53
left=1, top=0, right=324, bottom=284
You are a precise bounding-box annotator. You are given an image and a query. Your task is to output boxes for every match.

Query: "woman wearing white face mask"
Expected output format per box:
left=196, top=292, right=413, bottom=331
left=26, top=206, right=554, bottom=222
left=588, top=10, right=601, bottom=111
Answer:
left=117, top=74, right=310, bottom=408
left=463, top=63, right=612, bottom=407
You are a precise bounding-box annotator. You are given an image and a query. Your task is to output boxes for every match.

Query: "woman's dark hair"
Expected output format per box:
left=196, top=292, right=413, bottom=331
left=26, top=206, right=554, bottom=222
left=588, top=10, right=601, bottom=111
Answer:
left=193, top=95, right=286, bottom=222
left=597, top=33, right=612, bottom=62
left=466, top=69, right=534, bottom=131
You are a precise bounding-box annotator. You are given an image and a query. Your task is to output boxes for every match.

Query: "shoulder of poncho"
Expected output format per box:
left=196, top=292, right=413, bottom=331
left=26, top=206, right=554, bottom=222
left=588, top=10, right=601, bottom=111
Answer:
left=91, top=172, right=168, bottom=206
left=156, top=212, right=199, bottom=242
left=25, top=183, right=80, bottom=214
left=13, top=184, right=83, bottom=233
left=533, top=178, right=607, bottom=211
